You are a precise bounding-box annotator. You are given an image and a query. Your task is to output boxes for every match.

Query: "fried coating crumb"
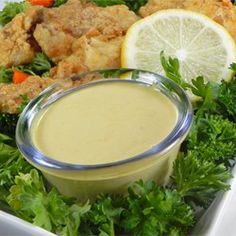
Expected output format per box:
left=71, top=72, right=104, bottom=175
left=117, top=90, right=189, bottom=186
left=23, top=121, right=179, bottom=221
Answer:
left=139, top=0, right=236, bottom=40
left=0, top=76, right=54, bottom=113
left=50, top=34, right=123, bottom=79
left=33, top=0, right=139, bottom=78
left=0, top=6, right=43, bottom=67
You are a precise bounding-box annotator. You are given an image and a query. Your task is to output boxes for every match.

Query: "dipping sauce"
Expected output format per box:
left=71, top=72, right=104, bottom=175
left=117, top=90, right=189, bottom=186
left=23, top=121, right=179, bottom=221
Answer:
left=32, top=82, right=178, bottom=165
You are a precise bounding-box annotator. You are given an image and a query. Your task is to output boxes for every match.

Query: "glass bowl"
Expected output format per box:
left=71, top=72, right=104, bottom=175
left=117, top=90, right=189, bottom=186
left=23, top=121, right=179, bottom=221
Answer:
left=16, top=69, right=193, bottom=201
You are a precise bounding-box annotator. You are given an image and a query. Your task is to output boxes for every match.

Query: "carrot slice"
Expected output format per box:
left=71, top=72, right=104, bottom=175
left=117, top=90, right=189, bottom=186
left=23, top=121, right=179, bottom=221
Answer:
left=28, top=0, right=54, bottom=7
left=13, top=71, right=30, bottom=84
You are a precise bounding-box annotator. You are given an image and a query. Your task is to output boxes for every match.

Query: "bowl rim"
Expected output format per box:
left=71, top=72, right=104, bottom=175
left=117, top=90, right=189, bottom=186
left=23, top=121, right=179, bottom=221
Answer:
left=16, top=68, right=193, bottom=170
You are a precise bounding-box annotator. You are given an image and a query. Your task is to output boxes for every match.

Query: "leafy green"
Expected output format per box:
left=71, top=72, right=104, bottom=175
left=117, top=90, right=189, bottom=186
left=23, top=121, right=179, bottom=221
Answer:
left=0, top=95, right=29, bottom=137
left=0, top=66, right=13, bottom=83
left=217, top=78, right=236, bottom=121
left=121, top=180, right=194, bottom=236
left=160, top=51, right=190, bottom=89
left=187, top=69, right=236, bottom=122
left=53, top=0, right=68, bottom=7
left=0, top=1, right=28, bottom=26
left=229, top=62, right=236, bottom=71
left=0, top=133, right=32, bottom=202
left=30, top=53, right=53, bottom=74
left=0, top=51, right=236, bottom=235
left=0, top=113, right=19, bottom=137
left=16, top=53, right=54, bottom=76
left=161, top=52, right=236, bottom=208
left=81, top=194, right=123, bottom=236
left=17, top=95, right=30, bottom=113
left=90, top=0, right=148, bottom=12
left=173, top=152, right=232, bottom=207
left=7, top=169, right=90, bottom=235
left=161, top=51, right=236, bottom=121
left=0, top=132, right=90, bottom=235
left=187, top=114, right=236, bottom=165
left=0, top=0, right=67, bottom=26
left=0, top=54, right=51, bottom=136
left=0, top=52, right=53, bottom=86
left=90, top=0, right=125, bottom=7
left=80, top=181, right=194, bottom=236
left=124, top=0, right=148, bottom=12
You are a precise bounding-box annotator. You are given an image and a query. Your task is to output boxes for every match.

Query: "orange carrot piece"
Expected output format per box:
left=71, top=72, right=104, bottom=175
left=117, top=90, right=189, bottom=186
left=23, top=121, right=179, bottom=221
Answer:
left=28, top=0, right=54, bottom=7
left=13, top=71, right=30, bottom=84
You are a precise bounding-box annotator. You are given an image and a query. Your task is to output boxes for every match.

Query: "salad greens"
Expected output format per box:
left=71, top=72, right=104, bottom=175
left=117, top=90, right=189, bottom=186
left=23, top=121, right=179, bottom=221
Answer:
left=0, top=67, right=13, bottom=84
left=90, top=0, right=148, bottom=12
left=16, top=52, right=54, bottom=76
left=0, top=57, right=236, bottom=235
left=0, top=0, right=68, bottom=26
left=0, top=52, right=53, bottom=136
left=0, top=52, right=53, bottom=84
left=0, top=94, right=29, bottom=137
left=0, top=1, right=28, bottom=26
left=53, top=0, right=68, bottom=7
left=90, top=0, right=125, bottom=7
left=8, top=169, right=90, bottom=235
left=0, top=113, right=19, bottom=138
left=0, top=0, right=236, bottom=235
left=0, top=140, right=194, bottom=236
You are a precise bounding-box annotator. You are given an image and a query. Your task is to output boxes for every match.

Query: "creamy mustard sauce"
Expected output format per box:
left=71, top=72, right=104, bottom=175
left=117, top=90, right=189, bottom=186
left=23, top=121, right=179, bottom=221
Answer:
left=32, top=82, right=178, bottom=165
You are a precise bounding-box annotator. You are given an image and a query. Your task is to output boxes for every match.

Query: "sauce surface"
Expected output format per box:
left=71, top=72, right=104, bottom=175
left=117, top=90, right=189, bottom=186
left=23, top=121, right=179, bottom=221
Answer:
left=32, top=82, right=178, bottom=165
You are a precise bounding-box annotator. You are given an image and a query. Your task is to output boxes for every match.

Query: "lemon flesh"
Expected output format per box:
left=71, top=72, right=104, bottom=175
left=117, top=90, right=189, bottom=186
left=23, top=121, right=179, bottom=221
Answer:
left=122, top=9, right=236, bottom=83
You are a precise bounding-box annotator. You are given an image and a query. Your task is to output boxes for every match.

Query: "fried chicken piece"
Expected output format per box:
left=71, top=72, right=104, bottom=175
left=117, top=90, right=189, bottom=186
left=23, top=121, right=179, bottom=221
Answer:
left=0, top=6, right=43, bottom=67
left=50, top=34, right=123, bottom=79
left=33, top=0, right=139, bottom=75
left=0, top=76, right=54, bottom=113
left=139, top=0, right=236, bottom=40
left=33, top=24, right=75, bottom=62
left=38, top=0, right=138, bottom=38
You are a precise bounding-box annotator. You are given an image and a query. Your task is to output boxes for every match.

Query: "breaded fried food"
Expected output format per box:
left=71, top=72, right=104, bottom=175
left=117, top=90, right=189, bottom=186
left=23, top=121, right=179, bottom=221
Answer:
left=33, top=0, right=139, bottom=77
left=139, top=0, right=236, bottom=40
left=50, top=34, right=123, bottom=79
left=0, top=0, right=138, bottom=113
left=0, top=76, right=54, bottom=113
left=0, top=6, right=43, bottom=67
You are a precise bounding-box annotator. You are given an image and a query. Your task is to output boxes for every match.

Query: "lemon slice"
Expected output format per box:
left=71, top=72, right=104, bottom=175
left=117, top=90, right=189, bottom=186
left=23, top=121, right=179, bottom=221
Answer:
left=121, top=9, right=236, bottom=83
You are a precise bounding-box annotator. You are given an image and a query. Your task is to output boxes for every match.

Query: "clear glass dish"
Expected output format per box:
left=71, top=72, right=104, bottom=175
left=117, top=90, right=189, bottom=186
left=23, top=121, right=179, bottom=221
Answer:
left=16, top=69, right=193, bottom=200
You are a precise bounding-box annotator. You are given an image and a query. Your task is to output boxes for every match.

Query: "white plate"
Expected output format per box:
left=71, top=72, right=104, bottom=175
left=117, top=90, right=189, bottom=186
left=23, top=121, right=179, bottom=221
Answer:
left=193, top=165, right=236, bottom=236
left=0, top=1, right=236, bottom=235
left=0, top=210, right=55, bottom=236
